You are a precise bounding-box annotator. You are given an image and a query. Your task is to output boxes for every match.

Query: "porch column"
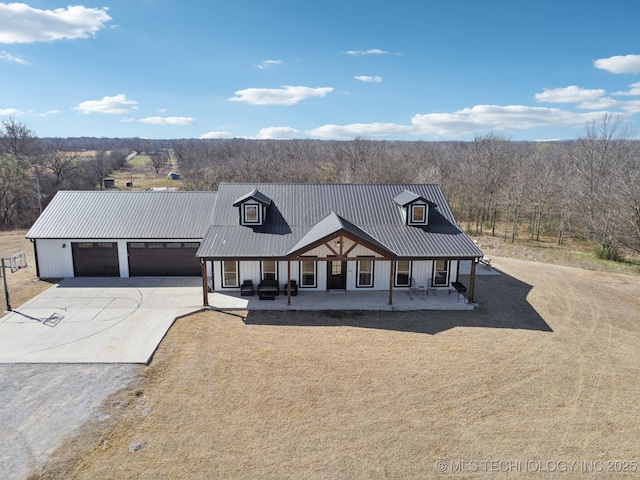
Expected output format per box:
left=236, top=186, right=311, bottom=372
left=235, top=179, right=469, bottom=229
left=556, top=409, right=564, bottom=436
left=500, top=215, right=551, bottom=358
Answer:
left=287, top=260, right=292, bottom=306
left=201, top=259, right=209, bottom=306
left=469, top=258, right=477, bottom=303
left=388, top=259, right=395, bottom=305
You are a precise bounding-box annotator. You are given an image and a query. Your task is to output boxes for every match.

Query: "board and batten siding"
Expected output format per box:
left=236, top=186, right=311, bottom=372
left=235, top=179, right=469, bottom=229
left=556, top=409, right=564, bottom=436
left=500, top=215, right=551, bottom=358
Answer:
left=34, top=239, right=130, bottom=278
left=209, top=259, right=459, bottom=292
left=34, top=239, right=74, bottom=278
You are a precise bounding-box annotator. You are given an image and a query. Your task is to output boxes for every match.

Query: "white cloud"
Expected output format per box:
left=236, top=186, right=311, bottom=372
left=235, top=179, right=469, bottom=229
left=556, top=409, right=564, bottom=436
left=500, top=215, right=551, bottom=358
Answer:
left=308, top=104, right=611, bottom=139
left=534, top=86, right=617, bottom=110
left=411, top=105, right=605, bottom=136
left=594, top=54, right=640, bottom=74
left=32, top=110, right=60, bottom=117
left=200, top=131, right=234, bottom=139
left=344, top=48, right=392, bottom=56
left=612, top=82, right=640, bottom=96
left=0, top=50, right=28, bottom=64
left=307, top=123, right=414, bottom=139
left=255, top=127, right=300, bottom=139
left=229, top=86, right=333, bottom=105
left=0, top=107, right=22, bottom=116
left=535, top=85, right=606, bottom=103
left=354, top=75, right=382, bottom=83
left=619, top=100, right=640, bottom=114
left=73, top=94, right=138, bottom=114
left=257, top=59, right=283, bottom=70
left=138, top=116, right=195, bottom=125
left=0, top=3, right=111, bottom=44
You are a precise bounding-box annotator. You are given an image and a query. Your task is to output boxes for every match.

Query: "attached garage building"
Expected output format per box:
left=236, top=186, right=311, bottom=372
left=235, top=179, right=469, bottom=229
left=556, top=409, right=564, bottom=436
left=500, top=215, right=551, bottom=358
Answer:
left=26, top=191, right=217, bottom=278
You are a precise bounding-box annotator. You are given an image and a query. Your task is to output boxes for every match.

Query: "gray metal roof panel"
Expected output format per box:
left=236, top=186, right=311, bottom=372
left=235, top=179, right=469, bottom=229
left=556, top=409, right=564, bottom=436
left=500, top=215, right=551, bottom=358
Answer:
left=198, top=183, right=482, bottom=259
left=26, top=191, right=217, bottom=239
left=232, top=188, right=272, bottom=206
left=286, top=212, right=395, bottom=256
left=212, top=183, right=454, bottom=227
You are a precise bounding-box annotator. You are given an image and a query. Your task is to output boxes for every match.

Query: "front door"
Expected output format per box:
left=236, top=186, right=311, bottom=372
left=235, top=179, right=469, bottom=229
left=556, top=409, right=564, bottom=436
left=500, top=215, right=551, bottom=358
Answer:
left=327, top=259, right=347, bottom=290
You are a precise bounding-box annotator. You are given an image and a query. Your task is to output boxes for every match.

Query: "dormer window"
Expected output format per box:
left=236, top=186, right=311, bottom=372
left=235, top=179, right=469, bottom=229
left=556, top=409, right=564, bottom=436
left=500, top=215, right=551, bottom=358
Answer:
left=411, top=204, right=426, bottom=224
left=233, top=188, right=272, bottom=227
left=244, top=204, right=259, bottom=223
left=393, top=190, right=436, bottom=227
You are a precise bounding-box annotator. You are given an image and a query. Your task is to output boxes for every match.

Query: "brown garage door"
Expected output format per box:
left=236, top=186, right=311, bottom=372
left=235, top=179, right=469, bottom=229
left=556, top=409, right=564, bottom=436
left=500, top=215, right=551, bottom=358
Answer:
left=128, top=242, right=201, bottom=276
left=72, top=242, right=120, bottom=277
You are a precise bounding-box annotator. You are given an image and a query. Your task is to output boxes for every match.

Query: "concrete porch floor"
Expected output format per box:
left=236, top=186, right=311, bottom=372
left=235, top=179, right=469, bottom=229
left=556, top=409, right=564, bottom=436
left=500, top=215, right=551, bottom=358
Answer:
left=208, top=288, right=475, bottom=311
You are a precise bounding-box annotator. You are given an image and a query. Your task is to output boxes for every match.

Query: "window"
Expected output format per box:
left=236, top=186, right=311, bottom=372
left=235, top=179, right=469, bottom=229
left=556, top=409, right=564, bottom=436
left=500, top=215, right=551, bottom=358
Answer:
left=300, top=258, right=317, bottom=287
left=261, top=260, right=277, bottom=281
left=357, top=258, right=374, bottom=288
left=183, top=242, right=200, bottom=248
left=77, top=243, right=93, bottom=248
left=244, top=204, right=259, bottom=223
left=395, top=260, right=411, bottom=287
left=433, top=260, right=449, bottom=286
left=166, top=242, right=181, bottom=248
left=331, top=261, right=342, bottom=276
left=222, top=261, right=239, bottom=287
left=148, top=242, right=164, bottom=249
left=411, top=204, right=426, bottom=224
left=129, top=242, right=145, bottom=248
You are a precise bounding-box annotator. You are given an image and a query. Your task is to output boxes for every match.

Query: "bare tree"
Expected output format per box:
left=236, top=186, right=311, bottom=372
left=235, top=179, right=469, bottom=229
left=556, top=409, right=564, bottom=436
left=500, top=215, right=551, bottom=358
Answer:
left=0, top=118, right=42, bottom=227
left=84, top=150, right=112, bottom=190
left=41, top=140, right=80, bottom=188
left=148, top=150, right=169, bottom=174
left=572, top=114, right=632, bottom=259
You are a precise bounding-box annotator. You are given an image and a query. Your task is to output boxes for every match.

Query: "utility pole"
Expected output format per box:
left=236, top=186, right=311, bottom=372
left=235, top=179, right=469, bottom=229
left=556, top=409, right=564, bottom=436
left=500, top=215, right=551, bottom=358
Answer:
left=34, top=174, right=42, bottom=213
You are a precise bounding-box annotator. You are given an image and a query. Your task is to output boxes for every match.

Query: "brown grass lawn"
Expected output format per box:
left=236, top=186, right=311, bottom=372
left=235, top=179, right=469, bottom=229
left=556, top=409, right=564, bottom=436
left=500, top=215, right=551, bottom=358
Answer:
left=0, top=230, right=56, bottom=311
left=29, top=254, right=640, bottom=479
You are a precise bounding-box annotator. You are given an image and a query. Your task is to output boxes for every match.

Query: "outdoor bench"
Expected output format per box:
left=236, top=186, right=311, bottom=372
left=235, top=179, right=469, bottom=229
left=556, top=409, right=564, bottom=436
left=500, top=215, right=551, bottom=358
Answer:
left=258, top=279, right=279, bottom=300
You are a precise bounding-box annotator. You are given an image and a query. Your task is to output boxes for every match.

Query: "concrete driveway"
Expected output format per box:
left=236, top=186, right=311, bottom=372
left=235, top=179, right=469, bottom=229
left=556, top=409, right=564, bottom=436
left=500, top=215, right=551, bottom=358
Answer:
left=0, top=277, right=203, bottom=363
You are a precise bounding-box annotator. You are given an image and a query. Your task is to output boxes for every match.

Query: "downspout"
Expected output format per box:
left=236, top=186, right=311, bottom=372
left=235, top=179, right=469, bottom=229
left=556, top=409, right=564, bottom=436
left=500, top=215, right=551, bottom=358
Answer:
left=30, top=238, right=40, bottom=278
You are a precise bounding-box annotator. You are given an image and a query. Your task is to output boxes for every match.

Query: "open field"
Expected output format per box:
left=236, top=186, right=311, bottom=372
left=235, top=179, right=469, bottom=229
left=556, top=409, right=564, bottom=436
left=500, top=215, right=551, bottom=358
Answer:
left=25, top=255, right=640, bottom=479
left=110, top=156, right=183, bottom=191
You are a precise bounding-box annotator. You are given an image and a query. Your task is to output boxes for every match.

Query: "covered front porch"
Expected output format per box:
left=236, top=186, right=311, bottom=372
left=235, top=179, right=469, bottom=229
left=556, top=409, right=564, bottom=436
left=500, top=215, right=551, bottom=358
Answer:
left=206, top=287, right=475, bottom=311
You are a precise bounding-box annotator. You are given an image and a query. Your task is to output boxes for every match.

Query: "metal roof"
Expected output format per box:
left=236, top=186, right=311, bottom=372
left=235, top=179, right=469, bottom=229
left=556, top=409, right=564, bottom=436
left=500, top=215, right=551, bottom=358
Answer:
left=198, top=183, right=483, bottom=259
left=232, top=188, right=272, bottom=206
left=392, top=189, right=436, bottom=208
left=286, top=212, right=395, bottom=257
left=26, top=190, right=217, bottom=240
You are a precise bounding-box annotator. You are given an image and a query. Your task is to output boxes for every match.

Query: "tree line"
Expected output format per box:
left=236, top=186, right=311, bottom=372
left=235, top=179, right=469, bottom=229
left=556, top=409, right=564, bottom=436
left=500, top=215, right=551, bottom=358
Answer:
left=2, top=115, right=639, bottom=259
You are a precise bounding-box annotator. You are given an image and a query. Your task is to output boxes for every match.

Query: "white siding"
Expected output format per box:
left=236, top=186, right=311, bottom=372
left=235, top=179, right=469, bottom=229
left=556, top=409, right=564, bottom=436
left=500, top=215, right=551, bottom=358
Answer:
left=36, top=237, right=200, bottom=279
left=210, top=259, right=459, bottom=292
left=35, top=239, right=74, bottom=278
left=117, top=240, right=129, bottom=277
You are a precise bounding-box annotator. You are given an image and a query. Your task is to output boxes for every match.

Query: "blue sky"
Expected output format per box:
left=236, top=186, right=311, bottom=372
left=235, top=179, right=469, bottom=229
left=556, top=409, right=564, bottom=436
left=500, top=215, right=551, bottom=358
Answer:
left=2, top=0, right=640, bottom=141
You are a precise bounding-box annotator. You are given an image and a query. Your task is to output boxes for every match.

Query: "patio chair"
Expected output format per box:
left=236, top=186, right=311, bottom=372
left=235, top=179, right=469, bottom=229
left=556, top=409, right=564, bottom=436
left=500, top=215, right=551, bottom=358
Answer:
left=283, top=280, right=298, bottom=296
left=409, top=278, right=425, bottom=296
left=240, top=280, right=254, bottom=296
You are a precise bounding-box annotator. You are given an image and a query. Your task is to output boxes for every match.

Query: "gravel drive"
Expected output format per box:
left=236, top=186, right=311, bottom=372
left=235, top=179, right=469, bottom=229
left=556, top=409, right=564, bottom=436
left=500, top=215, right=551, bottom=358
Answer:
left=0, top=364, right=142, bottom=480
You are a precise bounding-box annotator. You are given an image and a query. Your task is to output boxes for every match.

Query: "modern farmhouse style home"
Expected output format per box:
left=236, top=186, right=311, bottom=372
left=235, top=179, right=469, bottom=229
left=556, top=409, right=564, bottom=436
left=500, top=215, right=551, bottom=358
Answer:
left=26, top=183, right=483, bottom=306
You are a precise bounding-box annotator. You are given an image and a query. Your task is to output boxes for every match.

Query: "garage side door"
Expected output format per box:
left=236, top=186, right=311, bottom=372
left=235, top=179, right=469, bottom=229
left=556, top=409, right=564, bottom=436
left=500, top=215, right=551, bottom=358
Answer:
left=128, top=242, right=201, bottom=276
left=72, top=242, right=120, bottom=277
